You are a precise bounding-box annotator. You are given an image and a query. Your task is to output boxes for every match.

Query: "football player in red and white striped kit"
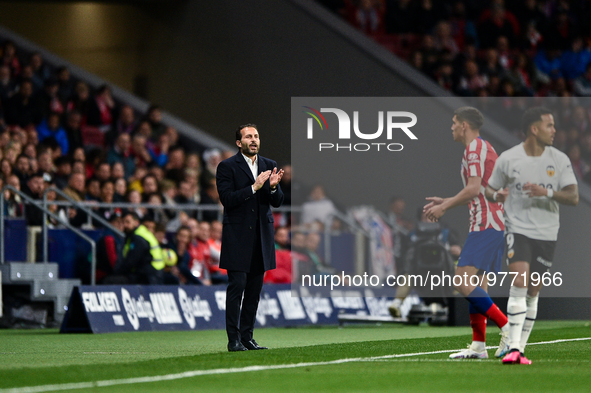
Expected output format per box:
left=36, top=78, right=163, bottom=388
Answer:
left=424, top=106, right=509, bottom=359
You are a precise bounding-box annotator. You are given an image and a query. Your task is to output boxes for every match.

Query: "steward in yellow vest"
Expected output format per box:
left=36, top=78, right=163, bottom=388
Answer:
left=112, top=212, right=164, bottom=284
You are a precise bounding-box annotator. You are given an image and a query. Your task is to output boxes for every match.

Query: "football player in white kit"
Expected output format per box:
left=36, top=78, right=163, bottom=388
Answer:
left=485, top=107, right=579, bottom=365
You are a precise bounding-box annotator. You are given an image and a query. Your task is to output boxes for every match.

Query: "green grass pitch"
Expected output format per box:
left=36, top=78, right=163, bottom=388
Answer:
left=0, top=321, right=590, bottom=392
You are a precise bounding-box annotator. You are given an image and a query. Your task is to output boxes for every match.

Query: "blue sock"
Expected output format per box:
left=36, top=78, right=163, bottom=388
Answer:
left=469, top=303, right=478, bottom=315
left=466, top=287, right=493, bottom=315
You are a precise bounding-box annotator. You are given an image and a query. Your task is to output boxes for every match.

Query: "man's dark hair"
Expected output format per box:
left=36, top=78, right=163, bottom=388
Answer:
left=16, top=153, right=29, bottom=163
left=100, top=179, right=114, bottom=189
left=235, top=123, right=258, bottom=143
left=27, top=171, right=44, bottom=181
left=123, top=211, right=140, bottom=222
left=522, top=107, right=552, bottom=134
left=454, top=107, right=484, bottom=130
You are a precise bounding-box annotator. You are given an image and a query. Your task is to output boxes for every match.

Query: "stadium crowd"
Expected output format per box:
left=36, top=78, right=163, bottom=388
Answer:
left=0, top=39, right=306, bottom=286
left=320, top=0, right=591, bottom=184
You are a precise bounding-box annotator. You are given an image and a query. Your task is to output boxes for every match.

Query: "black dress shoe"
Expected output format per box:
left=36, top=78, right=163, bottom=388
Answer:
left=241, top=339, right=268, bottom=350
left=228, top=340, right=248, bottom=352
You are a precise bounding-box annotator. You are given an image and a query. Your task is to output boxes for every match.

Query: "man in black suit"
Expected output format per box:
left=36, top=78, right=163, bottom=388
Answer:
left=216, top=124, right=284, bottom=352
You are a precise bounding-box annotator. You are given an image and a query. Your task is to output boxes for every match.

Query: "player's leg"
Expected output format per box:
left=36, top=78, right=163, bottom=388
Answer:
left=450, top=230, right=507, bottom=359
left=502, top=234, right=532, bottom=364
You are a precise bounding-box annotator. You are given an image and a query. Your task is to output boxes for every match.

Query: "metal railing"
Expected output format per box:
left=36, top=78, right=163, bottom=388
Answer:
left=0, top=185, right=97, bottom=284
left=1, top=193, right=299, bottom=284
left=42, top=187, right=125, bottom=264
left=322, top=210, right=373, bottom=268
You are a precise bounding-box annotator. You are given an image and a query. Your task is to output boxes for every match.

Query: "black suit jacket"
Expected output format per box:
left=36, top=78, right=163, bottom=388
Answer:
left=216, top=152, right=284, bottom=272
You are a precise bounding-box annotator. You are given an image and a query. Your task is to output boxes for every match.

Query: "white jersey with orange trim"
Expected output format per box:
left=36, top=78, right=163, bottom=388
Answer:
left=488, top=143, right=577, bottom=241
left=461, top=137, right=505, bottom=232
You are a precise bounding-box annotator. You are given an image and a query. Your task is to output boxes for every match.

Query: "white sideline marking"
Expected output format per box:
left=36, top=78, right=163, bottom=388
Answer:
left=2, top=337, right=590, bottom=393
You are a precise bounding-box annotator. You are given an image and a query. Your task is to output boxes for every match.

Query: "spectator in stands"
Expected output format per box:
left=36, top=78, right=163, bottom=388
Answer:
left=148, top=133, right=169, bottom=168
left=534, top=47, right=563, bottom=83
left=126, top=189, right=146, bottom=220
left=107, top=133, right=135, bottom=180
left=13, top=153, right=31, bottom=184
left=434, top=21, right=459, bottom=57
left=165, top=126, right=179, bottom=148
left=56, top=66, right=74, bottom=105
left=95, top=213, right=123, bottom=284
left=110, top=104, right=136, bottom=143
left=24, top=143, right=37, bottom=160
left=36, top=112, right=69, bottom=156
left=61, top=172, right=87, bottom=227
left=209, top=219, right=222, bottom=262
left=140, top=173, right=160, bottom=202
left=87, top=84, right=114, bottom=129
left=200, top=148, right=221, bottom=189
left=561, top=37, right=591, bottom=81
left=145, top=192, right=167, bottom=225
left=165, top=145, right=185, bottom=183
left=174, top=178, right=199, bottom=212
left=300, top=184, right=337, bottom=228
left=186, top=218, right=211, bottom=285
left=29, top=53, right=50, bottom=87
left=37, top=149, right=54, bottom=179
left=130, top=133, right=152, bottom=168
left=4, top=80, right=42, bottom=127
left=64, top=111, right=83, bottom=152
left=85, top=177, right=101, bottom=202
left=573, top=63, right=591, bottom=96
left=301, top=231, right=335, bottom=276
left=22, top=171, right=45, bottom=226
left=53, top=156, right=71, bottom=190
left=477, top=0, right=519, bottom=49
left=170, top=225, right=203, bottom=285
left=3, top=173, right=23, bottom=218
left=1, top=157, right=12, bottom=179
left=457, top=60, right=488, bottom=96
left=145, top=104, right=166, bottom=140
left=113, top=177, right=127, bottom=202
left=111, top=161, right=125, bottom=180
left=94, top=162, right=111, bottom=182
left=38, top=77, right=64, bottom=118
left=67, top=81, right=91, bottom=126
left=481, top=48, right=503, bottom=78
left=185, top=152, right=201, bottom=172
left=96, top=180, right=118, bottom=226
left=0, top=65, right=15, bottom=101
left=128, top=166, right=147, bottom=192
left=2, top=41, right=21, bottom=76
left=196, top=220, right=226, bottom=284
left=274, top=226, right=291, bottom=250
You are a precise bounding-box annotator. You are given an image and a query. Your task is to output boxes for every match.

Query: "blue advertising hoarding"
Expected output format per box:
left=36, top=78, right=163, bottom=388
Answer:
left=60, top=284, right=394, bottom=334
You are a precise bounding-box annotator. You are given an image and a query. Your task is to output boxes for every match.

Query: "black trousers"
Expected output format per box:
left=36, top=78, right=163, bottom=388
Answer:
left=225, top=222, right=265, bottom=343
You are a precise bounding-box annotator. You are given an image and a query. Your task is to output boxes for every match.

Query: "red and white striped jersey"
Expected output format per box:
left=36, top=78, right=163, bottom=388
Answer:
left=461, top=137, right=505, bottom=232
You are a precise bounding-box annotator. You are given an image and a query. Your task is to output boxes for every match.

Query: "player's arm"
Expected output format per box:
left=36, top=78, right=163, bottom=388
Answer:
left=522, top=183, right=579, bottom=206
left=424, top=176, right=481, bottom=221
left=484, top=184, right=509, bottom=203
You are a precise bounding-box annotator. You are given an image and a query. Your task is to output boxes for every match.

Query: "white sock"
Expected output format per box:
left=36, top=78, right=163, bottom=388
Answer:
left=507, top=286, right=528, bottom=351
left=519, top=294, right=539, bottom=353
left=471, top=341, right=486, bottom=352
